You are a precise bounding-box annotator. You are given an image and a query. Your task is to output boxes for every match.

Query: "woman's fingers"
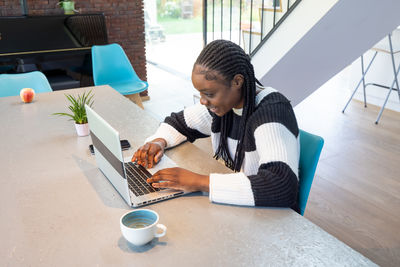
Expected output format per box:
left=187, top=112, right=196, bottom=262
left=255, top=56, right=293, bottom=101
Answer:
left=139, top=149, right=147, bottom=166
left=147, top=154, right=154, bottom=168
left=132, top=147, right=145, bottom=163
left=131, top=151, right=138, bottom=162
left=147, top=169, right=177, bottom=188
left=140, top=144, right=150, bottom=166
left=154, top=150, right=163, bottom=163
left=153, top=168, right=177, bottom=177
left=147, top=174, right=175, bottom=183
left=148, top=168, right=178, bottom=183
left=151, top=181, right=177, bottom=188
left=136, top=143, right=152, bottom=166
left=146, top=144, right=161, bottom=168
left=132, top=142, right=164, bottom=168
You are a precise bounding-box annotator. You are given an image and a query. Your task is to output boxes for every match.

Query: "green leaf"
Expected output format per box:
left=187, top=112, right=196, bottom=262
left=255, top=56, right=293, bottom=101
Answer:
left=52, top=90, right=95, bottom=124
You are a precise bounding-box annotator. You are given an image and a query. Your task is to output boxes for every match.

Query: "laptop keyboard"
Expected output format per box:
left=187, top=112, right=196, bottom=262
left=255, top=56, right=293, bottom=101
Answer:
left=124, top=161, right=161, bottom=196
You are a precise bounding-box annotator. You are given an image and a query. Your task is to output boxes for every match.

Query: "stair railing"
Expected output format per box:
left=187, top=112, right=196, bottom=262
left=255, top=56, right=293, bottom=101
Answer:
left=203, top=0, right=302, bottom=57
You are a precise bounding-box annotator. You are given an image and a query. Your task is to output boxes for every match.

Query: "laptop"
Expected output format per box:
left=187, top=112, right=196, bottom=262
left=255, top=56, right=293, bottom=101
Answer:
left=85, top=105, right=185, bottom=207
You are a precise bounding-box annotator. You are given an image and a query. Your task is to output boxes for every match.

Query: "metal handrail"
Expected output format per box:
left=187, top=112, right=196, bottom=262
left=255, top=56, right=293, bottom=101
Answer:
left=239, top=0, right=242, bottom=46
left=249, top=0, right=254, bottom=54
left=229, top=0, right=233, bottom=40
left=221, top=0, right=223, bottom=39
left=203, top=0, right=302, bottom=58
left=250, top=0, right=302, bottom=57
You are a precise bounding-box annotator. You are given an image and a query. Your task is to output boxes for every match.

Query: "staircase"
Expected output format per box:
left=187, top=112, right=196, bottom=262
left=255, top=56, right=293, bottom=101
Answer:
left=204, top=0, right=302, bottom=54
left=205, top=0, right=400, bottom=106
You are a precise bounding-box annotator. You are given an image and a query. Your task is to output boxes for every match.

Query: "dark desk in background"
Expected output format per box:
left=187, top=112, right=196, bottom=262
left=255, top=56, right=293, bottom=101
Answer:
left=0, top=14, right=108, bottom=90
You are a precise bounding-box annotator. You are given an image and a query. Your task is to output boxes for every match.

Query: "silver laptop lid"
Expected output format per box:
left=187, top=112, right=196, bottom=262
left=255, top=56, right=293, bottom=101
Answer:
left=85, top=105, right=131, bottom=205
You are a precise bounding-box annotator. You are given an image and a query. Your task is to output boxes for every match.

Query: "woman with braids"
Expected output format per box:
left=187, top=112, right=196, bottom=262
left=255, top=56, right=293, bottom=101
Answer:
left=132, top=39, right=300, bottom=211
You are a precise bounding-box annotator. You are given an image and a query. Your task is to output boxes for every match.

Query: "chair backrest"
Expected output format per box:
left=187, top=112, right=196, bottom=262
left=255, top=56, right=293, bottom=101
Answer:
left=298, top=129, right=324, bottom=216
left=0, top=71, right=53, bottom=97
left=91, top=43, right=140, bottom=86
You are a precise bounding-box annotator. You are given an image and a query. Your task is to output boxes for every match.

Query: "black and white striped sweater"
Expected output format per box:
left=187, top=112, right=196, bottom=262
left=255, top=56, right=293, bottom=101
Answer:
left=146, top=87, right=300, bottom=209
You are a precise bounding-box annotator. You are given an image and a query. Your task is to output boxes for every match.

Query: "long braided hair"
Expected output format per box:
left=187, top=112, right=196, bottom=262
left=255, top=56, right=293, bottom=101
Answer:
left=194, top=40, right=258, bottom=172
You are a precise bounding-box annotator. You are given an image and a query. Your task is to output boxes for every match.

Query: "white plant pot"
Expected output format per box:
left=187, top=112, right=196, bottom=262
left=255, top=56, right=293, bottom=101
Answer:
left=75, top=123, right=90, bottom=137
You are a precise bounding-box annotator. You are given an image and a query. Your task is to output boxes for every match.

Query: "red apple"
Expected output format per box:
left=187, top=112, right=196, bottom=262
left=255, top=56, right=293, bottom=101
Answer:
left=20, top=88, right=35, bottom=103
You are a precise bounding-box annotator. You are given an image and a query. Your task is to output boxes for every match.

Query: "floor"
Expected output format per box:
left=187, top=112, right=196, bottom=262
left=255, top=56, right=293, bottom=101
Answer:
left=142, top=60, right=400, bottom=266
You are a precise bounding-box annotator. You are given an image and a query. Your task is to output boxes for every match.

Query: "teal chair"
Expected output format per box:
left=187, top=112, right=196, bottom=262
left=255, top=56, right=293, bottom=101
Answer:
left=0, top=71, right=52, bottom=97
left=298, top=129, right=324, bottom=216
left=91, top=43, right=148, bottom=108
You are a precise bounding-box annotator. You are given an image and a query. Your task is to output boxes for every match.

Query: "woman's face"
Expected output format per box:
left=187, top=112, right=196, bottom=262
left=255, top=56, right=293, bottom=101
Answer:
left=191, top=64, right=244, bottom=117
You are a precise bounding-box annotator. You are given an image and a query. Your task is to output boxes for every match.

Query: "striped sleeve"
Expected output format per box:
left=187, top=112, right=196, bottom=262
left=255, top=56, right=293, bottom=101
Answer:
left=146, top=103, right=213, bottom=148
left=209, top=94, right=300, bottom=209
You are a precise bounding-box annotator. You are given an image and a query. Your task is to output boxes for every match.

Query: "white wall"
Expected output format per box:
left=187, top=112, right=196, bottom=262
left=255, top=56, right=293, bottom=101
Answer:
left=253, top=0, right=400, bottom=107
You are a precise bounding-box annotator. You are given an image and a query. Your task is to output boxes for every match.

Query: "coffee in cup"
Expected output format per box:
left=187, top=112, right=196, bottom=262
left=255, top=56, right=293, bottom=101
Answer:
left=120, top=209, right=166, bottom=246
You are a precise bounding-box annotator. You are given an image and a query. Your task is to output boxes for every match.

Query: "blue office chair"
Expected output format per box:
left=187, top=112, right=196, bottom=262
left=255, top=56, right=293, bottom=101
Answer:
left=0, top=71, right=53, bottom=97
left=91, top=43, right=148, bottom=108
left=298, top=129, right=324, bottom=216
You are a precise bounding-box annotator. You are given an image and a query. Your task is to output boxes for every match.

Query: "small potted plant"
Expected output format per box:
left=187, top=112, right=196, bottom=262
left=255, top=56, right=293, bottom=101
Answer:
left=58, top=0, right=76, bottom=15
left=53, top=90, right=94, bottom=137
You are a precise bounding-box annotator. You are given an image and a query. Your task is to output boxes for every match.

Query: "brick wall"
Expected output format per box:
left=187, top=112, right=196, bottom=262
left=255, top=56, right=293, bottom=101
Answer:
left=0, top=0, right=21, bottom=16
left=0, top=0, right=147, bottom=93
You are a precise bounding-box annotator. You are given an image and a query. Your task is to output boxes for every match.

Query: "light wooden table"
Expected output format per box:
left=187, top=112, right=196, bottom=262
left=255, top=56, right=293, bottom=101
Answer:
left=0, top=85, right=376, bottom=266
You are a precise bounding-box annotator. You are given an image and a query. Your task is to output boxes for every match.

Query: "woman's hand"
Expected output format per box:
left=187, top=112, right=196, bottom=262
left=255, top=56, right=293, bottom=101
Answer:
left=147, top=167, right=210, bottom=192
left=131, top=138, right=167, bottom=168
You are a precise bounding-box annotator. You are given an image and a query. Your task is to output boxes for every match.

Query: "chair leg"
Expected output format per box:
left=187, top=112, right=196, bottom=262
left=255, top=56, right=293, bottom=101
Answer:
left=375, top=61, right=400, bottom=124
left=388, top=34, right=400, bottom=102
left=342, top=52, right=378, bottom=113
left=361, top=55, right=367, bottom=107
left=126, top=93, right=144, bottom=109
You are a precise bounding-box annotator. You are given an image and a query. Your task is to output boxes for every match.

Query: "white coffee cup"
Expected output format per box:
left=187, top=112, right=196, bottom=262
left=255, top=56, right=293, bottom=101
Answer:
left=120, top=209, right=167, bottom=246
